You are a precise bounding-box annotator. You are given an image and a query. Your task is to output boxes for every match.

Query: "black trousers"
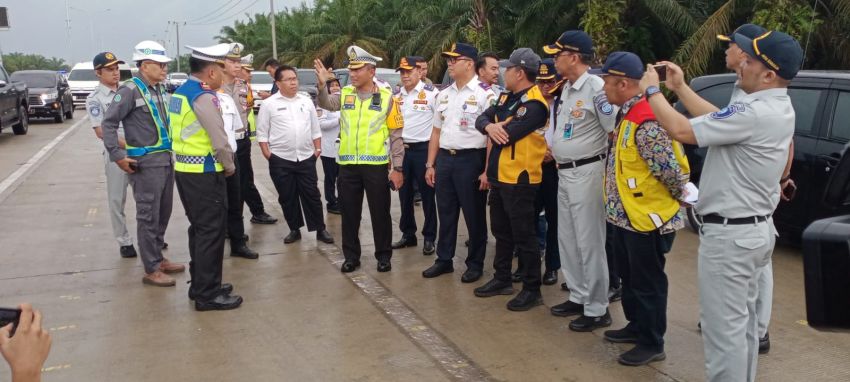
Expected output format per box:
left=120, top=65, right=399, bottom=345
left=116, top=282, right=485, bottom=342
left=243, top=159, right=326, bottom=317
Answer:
left=534, top=161, right=561, bottom=271
left=612, top=225, right=676, bottom=352
left=320, top=156, right=339, bottom=207
left=398, top=142, right=437, bottom=241
left=237, top=136, right=266, bottom=217
left=338, top=164, right=392, bottom=263
left=434, top=149, right=487, bottom=271
left=175, top=171, right=227, bottom=302
left=268, top=154, right=326, bottom=232
left=607, top=222, right=621, bottom=289
left=225, top=154, right=246, bottom=247
left=491, top=183, right=541, bottom=291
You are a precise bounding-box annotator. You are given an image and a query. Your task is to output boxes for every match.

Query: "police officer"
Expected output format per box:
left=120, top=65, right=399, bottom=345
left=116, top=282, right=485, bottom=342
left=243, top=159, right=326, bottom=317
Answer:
left=543, top=30, right=616, bottom=331
left=102, top=41, right=185, bottom=287
left=640, top=30, right=803, bottom=381
left=87, top=51, right=136, bottom=259
left=422, top=43, right=495, bottom=282
left=391, top=56, right=439, bottom=255
left=314, top=46, right=405, bottom=273
left=534, top=58, right=561, bottom=285
left=170, top=43, right=245, bottom=311
left=473, top=48, right=549, bottom=311
left=594, top=52, right=690, bottom=366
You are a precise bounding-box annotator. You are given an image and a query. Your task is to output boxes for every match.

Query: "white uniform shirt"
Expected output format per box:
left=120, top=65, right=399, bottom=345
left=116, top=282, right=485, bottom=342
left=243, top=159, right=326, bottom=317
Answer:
left=317, top=102, right=340, bottom=159
left=433, top=76, right=496, bottom=150
left=551, top=71, right=618, bottom=162
left=256, top=92, right=322, bottom=162
left=217, top=92, right=242, bottom=152
left=398, top=81, right=439, bottom=143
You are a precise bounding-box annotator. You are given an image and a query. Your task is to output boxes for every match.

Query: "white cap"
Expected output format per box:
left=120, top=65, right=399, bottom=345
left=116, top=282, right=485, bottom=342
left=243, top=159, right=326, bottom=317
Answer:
left=132, top=40, right=172, bottom=63
left=185, top=43, right=231, bottom=63
left=224, top=42, right=244, bottom=60
left=240, top=53, right=254, bottom=69
left=347, top=45, right=382, bottom=69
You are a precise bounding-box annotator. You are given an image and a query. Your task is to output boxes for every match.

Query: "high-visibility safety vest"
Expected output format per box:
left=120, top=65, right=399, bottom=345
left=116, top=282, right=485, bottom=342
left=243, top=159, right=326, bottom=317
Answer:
left=337, top=84, right=403, bottom=165
left=125, top=77, right=171, bottom=157
left=613, top=98, right=690, bottom=232
left=246, top=82, right=257, bottom=141
left=168, top=79, right=223, bottom=173
left=491, top=85, right=549, bottom=184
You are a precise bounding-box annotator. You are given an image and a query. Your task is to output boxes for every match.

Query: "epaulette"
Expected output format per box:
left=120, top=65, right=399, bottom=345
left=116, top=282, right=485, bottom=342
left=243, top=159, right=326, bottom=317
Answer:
left=548, top=79, right=567, bottom=95
left=479, top=82, right=491, bottom=91
left=424, top=83, right=436, bottom=91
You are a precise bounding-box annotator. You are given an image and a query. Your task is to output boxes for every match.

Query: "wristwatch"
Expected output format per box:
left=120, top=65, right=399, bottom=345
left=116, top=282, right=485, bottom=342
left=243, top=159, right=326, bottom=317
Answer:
left=393, top=166, right=403, bottom=172
left=425, top=163, right=434, bottom=169
left=645, top=86, right=662, bottom=98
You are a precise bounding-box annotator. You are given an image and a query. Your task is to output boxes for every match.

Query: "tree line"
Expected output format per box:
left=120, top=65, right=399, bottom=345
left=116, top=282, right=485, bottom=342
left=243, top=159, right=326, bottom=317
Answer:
left=1, top=53, right=70, bottom=73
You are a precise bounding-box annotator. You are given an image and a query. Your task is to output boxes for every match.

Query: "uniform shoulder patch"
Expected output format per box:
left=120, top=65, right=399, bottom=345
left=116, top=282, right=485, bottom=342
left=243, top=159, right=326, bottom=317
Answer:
left=89, top=104, right=101, bottom=117
left=479, top=82, right=491, bottom=90
left=424, top=83, right=435, bottom=91
left=211, top=96, right=221, bottom=110
left=517, top=106, right=527, bottom=118
left=710, top=103, right=746, bottom=120
left=113, top=94, right=122, bottom=103
left=168, top=96, right=182, bottom=114
left=593, top=94, right=614, bottom=115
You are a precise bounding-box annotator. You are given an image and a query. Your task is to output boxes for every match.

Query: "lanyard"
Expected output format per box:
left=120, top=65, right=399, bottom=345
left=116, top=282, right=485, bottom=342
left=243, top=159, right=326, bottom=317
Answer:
left=131, top=77, right=170, bottom=143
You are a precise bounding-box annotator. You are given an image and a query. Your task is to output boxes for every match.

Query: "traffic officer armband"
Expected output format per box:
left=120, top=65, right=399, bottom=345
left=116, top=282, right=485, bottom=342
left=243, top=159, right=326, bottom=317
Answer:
left=387, top=95, right=404, bottom=129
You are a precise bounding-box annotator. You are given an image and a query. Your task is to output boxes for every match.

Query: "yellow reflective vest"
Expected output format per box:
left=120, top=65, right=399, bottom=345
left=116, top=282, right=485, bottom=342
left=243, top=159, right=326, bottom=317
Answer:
left=337, top=85, right=402, bottom=165
left=168, top=79, right=223, bottom=173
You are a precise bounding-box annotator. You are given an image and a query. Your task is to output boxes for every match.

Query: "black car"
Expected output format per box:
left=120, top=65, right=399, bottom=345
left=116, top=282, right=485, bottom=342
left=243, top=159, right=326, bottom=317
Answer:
left=11, top=70, right=74, bottom=123
left=680, top=71, right=850, bottom=243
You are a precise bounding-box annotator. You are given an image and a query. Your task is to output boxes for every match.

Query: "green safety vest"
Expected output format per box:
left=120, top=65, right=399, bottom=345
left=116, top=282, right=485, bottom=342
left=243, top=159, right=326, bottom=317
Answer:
left=168, top=79, right=223, bottom=173
left=125, top=77, right=171, bottom=157
left=337, top=85, right=394, bottom=165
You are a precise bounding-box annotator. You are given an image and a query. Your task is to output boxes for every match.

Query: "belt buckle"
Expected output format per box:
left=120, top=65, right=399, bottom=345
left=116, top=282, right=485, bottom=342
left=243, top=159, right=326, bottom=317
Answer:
left=449, top=149, right=457, bottom=155
left=403, top=144, right=410, bottom=149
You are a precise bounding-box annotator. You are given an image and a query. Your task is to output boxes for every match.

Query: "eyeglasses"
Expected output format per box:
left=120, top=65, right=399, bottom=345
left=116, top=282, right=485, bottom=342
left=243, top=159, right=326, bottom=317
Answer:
left=536, top=79, right=557, bottom=85
left=144, top=61, right=168, bottom=69
left=447, top=57, right=472, bottom=64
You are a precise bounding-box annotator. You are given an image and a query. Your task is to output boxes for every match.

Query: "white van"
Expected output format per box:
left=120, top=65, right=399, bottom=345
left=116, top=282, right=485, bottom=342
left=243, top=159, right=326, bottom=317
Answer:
left=67, top=61, right=135, bottom=109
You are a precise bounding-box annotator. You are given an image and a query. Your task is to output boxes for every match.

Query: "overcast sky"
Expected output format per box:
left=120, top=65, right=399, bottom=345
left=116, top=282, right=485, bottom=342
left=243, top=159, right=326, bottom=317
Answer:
left=0, top=0, right=307, bottom=65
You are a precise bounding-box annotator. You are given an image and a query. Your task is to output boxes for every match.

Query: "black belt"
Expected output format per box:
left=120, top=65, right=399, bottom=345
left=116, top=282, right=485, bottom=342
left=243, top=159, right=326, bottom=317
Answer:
left=440, top=148, right=485, bottom=156
left=698, top=213, right=771, bottom=225
left=557, top=154, right=606, bottom=169
left=403, top=141, right=429, bottom=149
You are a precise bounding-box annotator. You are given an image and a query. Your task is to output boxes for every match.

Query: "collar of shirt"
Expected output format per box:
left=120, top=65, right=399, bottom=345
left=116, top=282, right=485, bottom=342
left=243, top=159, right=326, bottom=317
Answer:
left=620, top=94, right=643, bottom=115
left=450, top=75, right=482, bottom=92
left=94, top=82, right=117, bottom=97
left=133, top=73, right=161, bottom=92
left=740, top=87, right=788, bottom=102
left=399, top=81, right=425, bottom=97
left=568, top=71, right=591, bottom=91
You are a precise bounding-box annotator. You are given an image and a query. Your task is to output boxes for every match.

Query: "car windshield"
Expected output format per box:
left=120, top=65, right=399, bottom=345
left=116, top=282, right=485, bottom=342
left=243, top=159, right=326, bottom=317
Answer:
left=11, top=72, right=56, bottom=88
left=68, top=69, right=97, bottom=81
left=297, top=70, right=318, bottom=86
left=252, top=72, right=273, bottom=84
left=377, top=73, right=402, bottom=88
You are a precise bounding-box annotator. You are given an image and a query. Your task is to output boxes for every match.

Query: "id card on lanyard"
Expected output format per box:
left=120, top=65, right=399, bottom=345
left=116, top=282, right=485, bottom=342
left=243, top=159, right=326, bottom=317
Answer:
left=562, top=106, right=575, bottom=141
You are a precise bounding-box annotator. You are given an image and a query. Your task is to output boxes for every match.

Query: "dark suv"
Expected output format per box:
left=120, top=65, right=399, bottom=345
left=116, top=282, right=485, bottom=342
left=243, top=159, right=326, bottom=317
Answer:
left=681, top=71, right=850, bottom=243
left=11, top=70, right=74, bottom=123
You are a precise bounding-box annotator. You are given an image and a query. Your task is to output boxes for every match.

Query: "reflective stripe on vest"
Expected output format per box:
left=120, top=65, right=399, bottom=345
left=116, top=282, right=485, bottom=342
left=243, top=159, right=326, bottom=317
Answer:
left=614, top=98, right=690, bottom=232
left=337, top=85, right=394, bottom=165
left=168, top=79, right=223, bottom=173
left=125, top=77, right=171, bottom=157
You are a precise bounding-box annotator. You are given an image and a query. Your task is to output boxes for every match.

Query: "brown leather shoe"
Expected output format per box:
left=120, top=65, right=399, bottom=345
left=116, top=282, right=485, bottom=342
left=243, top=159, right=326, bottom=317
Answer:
left=159, top=259, right=185, bottom=274
left=142, top=271, right=176, bottom=287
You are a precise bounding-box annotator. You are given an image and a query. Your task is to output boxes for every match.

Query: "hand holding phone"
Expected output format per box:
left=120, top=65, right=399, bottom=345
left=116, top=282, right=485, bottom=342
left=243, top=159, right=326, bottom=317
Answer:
left=0, top=308, right=21, bottom=337
left=654, top=64, right=668, bottom=82
left=0, top=304, right=52, bottom=379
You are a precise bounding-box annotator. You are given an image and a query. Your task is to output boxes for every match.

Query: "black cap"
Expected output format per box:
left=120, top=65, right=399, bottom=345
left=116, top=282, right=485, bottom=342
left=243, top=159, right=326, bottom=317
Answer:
left=442, top=43, right=478, bottom=61
left=537, top=58, right=558, bottom=81
left=717, top=23, right=766, bottom=42
left=93, top=52, right=125, bottom=70
left=499, top=48, right=541, bottom=73
left=589, top=51, right=644, bottom=80
left=543, top=30, right=593, bottom=56
left=396, top=56, right=421, bottom=71
left=733, top=30, right=803, bottom=80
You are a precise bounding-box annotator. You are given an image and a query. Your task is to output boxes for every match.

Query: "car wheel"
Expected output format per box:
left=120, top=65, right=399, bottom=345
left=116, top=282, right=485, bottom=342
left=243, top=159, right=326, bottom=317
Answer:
left=54, top=105, right=66, bottom=123
left=686, top=205, right=702, bottom=233
left=65, top=102, right=74, bottom=119
left=12, top=105, right=28, bottom=135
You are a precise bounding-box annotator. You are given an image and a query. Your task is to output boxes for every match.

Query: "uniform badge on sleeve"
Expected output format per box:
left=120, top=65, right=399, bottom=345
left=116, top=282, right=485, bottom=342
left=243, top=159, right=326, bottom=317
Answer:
left=517, top=106, right=527, bottom=118
left=593, top=94, right=614, bottom=115
left=211, top=96, right=221, bottom=110
left=89, top=105, right=101, bottom=117
left=710, top=103, right=746, bottom=120
left=113, top=94, right=122, bottom=103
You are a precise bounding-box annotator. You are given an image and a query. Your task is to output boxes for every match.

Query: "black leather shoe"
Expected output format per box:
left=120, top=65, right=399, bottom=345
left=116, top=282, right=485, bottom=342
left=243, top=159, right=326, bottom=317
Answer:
left=251, top=213, right=278, bottom=224
left=188, top=283, right=234, bottom=300
left=474, top=278, right=514, bottom=297
left=377, top=261, right=392, bottom=272
left=542, top=269, right=558, bottom=285
left=195, top=293, right=243, bottom=311
left=759, top=332, right=770, bottom=354
left=423, top=240, right=435, bottom=255
left=507, top=290, right=543, bottom=311
left=283, top=230, right=301, bottom=244
left=326, top=204, right=341, bottom=215
left=317, top=230, right=334, bottom=244
left=550, top=300, right=584, bottom=317
left=341, top=261, right=360, bottom=273
left=231, top=244, right=259, bottom=259
left=608, top=285, right=623, bottom=302
left=422, top=262, right=453, bottom=278
left=561, top=282, right=569, bottom=291
left=604, top=326, right=639, bottom=343
left=618, top=346, right=666, bottom=366
left=120, top=245, right=138, bottom=258
left=569, top=310, right=612, bottom=332
left=511, top=270, right=523, bottom=283
left=392, top=236, right=417, bottom=249
left=461, top=269, right=482, bottom=283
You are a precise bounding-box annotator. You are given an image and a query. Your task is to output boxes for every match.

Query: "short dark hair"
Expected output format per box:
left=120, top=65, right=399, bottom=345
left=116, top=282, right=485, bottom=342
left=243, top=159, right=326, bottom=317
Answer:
left=263, top=58, right=280, bottom=69
left=519, top=67, right=537, bottom=83
left=476, top=52, right=499, bottom=73
left=274, top=65, right=297, bottom=81
left=189, top=57, right=219, bottom=74
left=578, top=53, right=594, bottom=65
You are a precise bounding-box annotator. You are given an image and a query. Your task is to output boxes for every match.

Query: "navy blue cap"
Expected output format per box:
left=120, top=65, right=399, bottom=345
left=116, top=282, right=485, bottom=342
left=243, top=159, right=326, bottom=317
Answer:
left=733, top=30, right=803, bottom=80
left=543, top=30, right=593, bottom=56
left=498, top=48, right=541, bottom=73
left=717, top=23, right=766, bottom=42
left=442, top=43, right=478, bottom=61
left=537, top=58, right=558, bottom=80
left=93, top=52, right=125, bottom=70
left=589, top=51, right=644, bottom=80
left=396, top=56, right=421, bottom=71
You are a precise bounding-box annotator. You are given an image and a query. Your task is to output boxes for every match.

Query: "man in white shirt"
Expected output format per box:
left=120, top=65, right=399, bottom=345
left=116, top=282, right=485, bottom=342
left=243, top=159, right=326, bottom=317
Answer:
left=318, top=76, right=342, bottom=215
left=391, top=56, right=440, bottom=255
left=257, top=65, right=334, bottom=245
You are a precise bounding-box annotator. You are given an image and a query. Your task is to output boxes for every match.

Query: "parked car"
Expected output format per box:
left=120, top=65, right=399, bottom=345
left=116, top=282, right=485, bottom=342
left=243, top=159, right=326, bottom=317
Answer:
left=67, top=61, right=134, bottom=109
left=165, top=72, right=188, bottom=93
left=11, top=70, right=74, bottom=123
left=0, top=62, right=29, bottom=135
left=679, top=71, right=850, bottom=244
left=250, top=71, right=274, bottom=111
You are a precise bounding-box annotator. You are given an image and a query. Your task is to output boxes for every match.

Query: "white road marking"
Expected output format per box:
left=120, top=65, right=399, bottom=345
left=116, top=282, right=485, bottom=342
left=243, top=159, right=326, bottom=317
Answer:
left=0, top=116, right=88, bottom=203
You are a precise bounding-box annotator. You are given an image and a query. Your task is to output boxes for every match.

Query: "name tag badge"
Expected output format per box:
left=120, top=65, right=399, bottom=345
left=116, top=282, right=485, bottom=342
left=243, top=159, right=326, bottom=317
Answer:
left=460, top=115, right=469, bottom=131
left=562, top=123, right=574, bottom=140
left=342, top=95, right=356, bottom=110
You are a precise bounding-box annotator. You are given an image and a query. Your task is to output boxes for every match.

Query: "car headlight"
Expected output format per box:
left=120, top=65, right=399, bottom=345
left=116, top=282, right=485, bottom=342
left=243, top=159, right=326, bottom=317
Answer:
left=40, top=91, right=59, bottom=101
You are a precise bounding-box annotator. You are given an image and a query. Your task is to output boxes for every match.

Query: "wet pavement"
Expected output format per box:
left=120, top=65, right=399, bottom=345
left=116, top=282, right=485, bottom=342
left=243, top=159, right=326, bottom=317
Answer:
left=0, top=111, right=848, bottom=381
